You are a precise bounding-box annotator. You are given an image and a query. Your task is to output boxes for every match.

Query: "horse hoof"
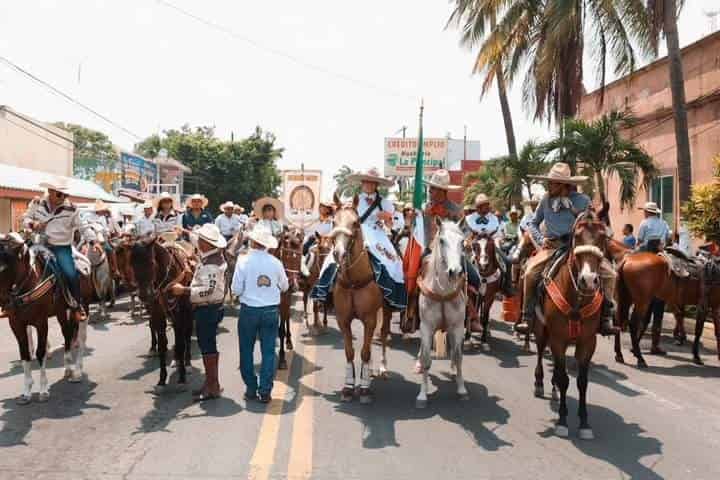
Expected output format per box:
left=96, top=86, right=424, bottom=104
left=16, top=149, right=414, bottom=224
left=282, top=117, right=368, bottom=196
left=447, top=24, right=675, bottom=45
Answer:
left=16, top=394, right=32, bottom=405
left=278, top=359, right=288, bottom=370
left=637, top=359, right=648, bottom=369
left=359, top=389, right=373, bottom=404
left=615, top=355, right=625, bottom=364
left=341, top=388, right=354, bottom=402
left=555, top=424, right=569, bottom=438
left=415, top=398, right=427, bottom=409
left=578, top=428, right=594, bottom=440
left=38, top=392, right=50, bottom=403
left=694, top=357, right=704, bottom=366
left=533, top=386, right=544, bottom=398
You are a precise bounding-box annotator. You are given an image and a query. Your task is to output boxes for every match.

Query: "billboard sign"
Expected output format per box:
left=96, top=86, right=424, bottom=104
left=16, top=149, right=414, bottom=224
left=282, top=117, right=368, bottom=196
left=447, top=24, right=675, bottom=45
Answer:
left=384, top=137, right=448, bottom=177
left=120, top=152, right=157, bottom=192
left=282, top=170, right=322, bottom=230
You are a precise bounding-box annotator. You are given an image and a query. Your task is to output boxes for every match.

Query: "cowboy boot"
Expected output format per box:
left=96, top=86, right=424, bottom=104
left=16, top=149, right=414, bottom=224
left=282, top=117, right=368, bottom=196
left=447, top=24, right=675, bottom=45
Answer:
left=598, top=299, right=620, bottom=336
left=192, top=355, right=210, bottom=398
left=199, top=353, right=222, bottom=401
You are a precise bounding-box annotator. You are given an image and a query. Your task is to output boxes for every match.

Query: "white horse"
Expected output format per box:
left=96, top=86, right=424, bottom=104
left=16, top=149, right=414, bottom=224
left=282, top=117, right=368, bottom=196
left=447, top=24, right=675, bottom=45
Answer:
left=416, top=219, right=468, bottom=408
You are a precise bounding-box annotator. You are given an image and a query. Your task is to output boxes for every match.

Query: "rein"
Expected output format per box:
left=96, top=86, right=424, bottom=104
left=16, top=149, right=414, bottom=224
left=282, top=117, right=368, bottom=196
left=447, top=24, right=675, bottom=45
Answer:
left=1, top=248, right=55, bottom=311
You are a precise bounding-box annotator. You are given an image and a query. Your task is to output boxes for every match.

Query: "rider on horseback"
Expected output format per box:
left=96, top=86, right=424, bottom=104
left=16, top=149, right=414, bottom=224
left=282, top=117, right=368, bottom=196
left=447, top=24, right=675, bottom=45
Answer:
left=302, top=202, right=334, bottom=275
left=515, top=163, right=619, bottom=336
left=22, top=178, right=91, bottom=322
left=86, top=199, right=121, bottom=279
left=252, top=197, right=285, bottom=238
left=215, top=201, right=243, bottom=242
left=135, top=202, right=156, bottom=238
left=153, top=192, right=182, bottom=240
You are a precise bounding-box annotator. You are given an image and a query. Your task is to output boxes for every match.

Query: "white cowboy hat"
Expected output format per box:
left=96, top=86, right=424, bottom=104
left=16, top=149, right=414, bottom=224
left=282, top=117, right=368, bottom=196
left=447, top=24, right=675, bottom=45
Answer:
left=185, top=193, right=209, bottom=208
left=424, top=169, right=462, bottom=191
left=247, top=224, right=278, bottom=250
left=639, top=201, right=662, bottom=215
left=508, top=205, right=520, bottom=215
left=39, top=176, right=70, bottom=193
left=474, top=193, right=490, bottom=206
left=220, top=201, right=235, bottom=211
left=234, top=204, right=245, bottom=213
left=403, top=202, right=414, bottom=211
left=94, top=199, right=110, bottom=212
left=153, top=192, right=176, bottom=209
left=195, top=223, right=227, bottom=249
left=254, top=197, right=284, bottom=221
left=522, top=194, right=542, bottom=206
left=529, top=162, right=588, bottom=184
left=120, top=208, right=136, bottom=217
left=346, top=167, right=394, bottom=187
left=142, top=201, right=154, bottom=210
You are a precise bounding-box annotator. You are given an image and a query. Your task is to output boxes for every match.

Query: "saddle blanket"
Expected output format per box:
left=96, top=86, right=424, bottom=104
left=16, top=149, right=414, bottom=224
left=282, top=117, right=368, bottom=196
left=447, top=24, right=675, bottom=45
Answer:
left=361, top=224, right=404, bottom=284
left=72, top=247, right=92, bottom=277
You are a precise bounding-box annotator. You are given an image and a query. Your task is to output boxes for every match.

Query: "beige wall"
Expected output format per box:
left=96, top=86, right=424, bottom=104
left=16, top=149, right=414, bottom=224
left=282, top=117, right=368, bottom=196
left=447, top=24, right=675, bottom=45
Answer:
left=578, top=31, right=720, bottom=234
left=0, top=199, right=11, bottom=233
left=0, top=106, right=74, bottom=177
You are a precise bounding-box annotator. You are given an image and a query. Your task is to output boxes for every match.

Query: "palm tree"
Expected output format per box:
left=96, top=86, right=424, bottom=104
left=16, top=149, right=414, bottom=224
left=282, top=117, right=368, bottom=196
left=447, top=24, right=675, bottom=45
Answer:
left=494, top=140, right=549, bottom=206
left=646, top=0, right=691, bottom=203
left=543, top=111, right=658, bottom=209
left=476, top=0, right=653, bottom=123
left=463, top=161, right=504, bottom=207
left=448, top=1, right=517, bottom=158
left=333, top=165, right=359, bottom=198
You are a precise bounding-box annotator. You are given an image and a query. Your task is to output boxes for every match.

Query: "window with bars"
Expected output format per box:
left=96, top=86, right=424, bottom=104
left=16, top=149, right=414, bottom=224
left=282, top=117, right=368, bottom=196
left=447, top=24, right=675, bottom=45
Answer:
left=650, top=175, right=674, bottom=226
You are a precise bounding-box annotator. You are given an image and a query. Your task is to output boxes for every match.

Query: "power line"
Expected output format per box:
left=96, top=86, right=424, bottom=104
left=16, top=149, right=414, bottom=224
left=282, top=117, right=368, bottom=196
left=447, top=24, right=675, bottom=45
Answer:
left=155, top=0, right=416, bottom=102
left=3, top=107, right=75, bottom=144
left=0, top=55, right=143, bottom=140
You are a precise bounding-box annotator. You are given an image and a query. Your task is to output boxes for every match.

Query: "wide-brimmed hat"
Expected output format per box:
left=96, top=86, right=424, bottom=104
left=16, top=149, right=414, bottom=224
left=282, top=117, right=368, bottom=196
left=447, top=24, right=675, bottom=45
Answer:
left=94, top=199, right=110, bottom=212
left=508, top=205, right=520, bottom=216
left=522, top=194, right=542, bottom=206
left=120, top=207, right=136, bottom=218
left=234, top=204, right=245, bottom=213
left=185, top=193, right=209, bottom=208
left=424, top=169, right=462, bottom=191
left=39, top=177, right=70, bottom=193
left=153, top=192, right=176, bottom=209
left=247, top=224, right=278, bottom=249
left=403, top=202, right=414, bottom=211
left=346, top=167, right=394, bottom=187
left=529, top=162, right=587, bottom=184
left=254, top=197, right=284, bottom=221
left=220, top=201, right=235, bottom=211
left=474, top=193, right=490, bottom=206
left=195, top=223, right=227, bottom=249
left=142, top=201, right=154, bottom=210
left=639, top=201, right=662, bottom=215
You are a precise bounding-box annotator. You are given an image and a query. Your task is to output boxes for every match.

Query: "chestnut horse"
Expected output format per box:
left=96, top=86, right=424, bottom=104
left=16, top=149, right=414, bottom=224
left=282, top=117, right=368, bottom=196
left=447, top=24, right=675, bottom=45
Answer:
left=469, top=232, right=502, bottom=348
left=533, top=211, right=607, bottom=440
left=115, top=239, right=156, bottom=353
left=0, top=234, right=93, bottom=404
left=330, top=199, right=391, bottom=404
left=130, top=237, right=194, bottom=387
left=299, top=233, right=332, bottom=335
left=274, top=227, right=304, bottom=370
left=511, top=230, right=538, bottom=351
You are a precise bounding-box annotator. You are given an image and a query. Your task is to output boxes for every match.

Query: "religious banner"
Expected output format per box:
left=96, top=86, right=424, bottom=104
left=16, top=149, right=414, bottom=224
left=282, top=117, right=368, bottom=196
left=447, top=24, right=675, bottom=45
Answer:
left=282, top=169, right=322, bottom=230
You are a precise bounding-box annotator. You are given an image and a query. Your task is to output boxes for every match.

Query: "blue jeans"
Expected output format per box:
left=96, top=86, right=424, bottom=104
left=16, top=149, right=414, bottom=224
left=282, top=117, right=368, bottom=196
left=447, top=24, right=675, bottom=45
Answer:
left=49, top=245, right=81, bottom=305
left=238, top=304, right=279, bottom=396
left=195, top=305, right=224, bottom=355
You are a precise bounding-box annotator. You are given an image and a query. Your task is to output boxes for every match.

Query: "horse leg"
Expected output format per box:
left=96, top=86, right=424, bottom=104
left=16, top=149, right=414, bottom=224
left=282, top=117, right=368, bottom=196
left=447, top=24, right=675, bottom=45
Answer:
left=358, top=314, right=376, bottom=404
left=36, top=324, right=49, bottom=402
left=674, top=306, right=688, bottom=345
left=614, top=332, right=624, bottom=364
left=534, top=326, right=548, bottom=398
left=323, top=303, right=328, bottom=329
left=575, top=340, right=596, bottom=440
left=629, top=309, right=648, bottom=368
left=285, top=315, right=293, bottom=352
left=452, top=326, right=468, bottom=400
left=70, top=320, right=87, bottom=382
left=173, top=320, right=187, bottom=384
left=415, top=321, right=433, bottom=409
left=9, top=319, right=33, bottom=404
left=377, top=307, right=391, bottom=378
left=340, top=320, right=355, bottom=402
left=154, top=310, right=169, bottom=387
left=27, top=325, right=35, bottom=360
left=480, top=296, right=491, bottom=349
left=277, top=317, right=288, bottom=370
left=692, top=304, right=706, bottom=366
left=552, top=351, right=570, bottom=437
left=713, top=308, right=720, bottom=361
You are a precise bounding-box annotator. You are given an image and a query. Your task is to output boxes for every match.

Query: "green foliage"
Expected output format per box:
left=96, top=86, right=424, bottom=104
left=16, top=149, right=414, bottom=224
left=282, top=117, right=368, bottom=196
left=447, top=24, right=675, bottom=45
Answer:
left=332, top=165, right=389, bottom=200
left=542, top=111, right=657, bottom=209
left=54, top=122, right=118, bottom=182
left=463, top=161, right=505, bottom=208
left=135, top=125, right=283, bottom=211
left=683, top=156, right=720, bottom=242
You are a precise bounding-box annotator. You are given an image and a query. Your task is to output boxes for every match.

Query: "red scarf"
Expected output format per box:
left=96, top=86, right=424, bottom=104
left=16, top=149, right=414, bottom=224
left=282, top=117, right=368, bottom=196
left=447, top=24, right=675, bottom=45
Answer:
left=426, top=203, right=449, bottom=218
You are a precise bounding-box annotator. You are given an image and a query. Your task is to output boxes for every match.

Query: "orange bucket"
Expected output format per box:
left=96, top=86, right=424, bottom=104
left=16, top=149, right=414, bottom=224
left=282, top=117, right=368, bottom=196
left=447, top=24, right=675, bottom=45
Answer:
left=502, top=296, right=520, bottom=323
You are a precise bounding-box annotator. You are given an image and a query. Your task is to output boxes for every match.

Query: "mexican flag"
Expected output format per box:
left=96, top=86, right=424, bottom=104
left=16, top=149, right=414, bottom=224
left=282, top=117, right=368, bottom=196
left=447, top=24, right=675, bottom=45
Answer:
left=403, top=102, right=426, bottom=295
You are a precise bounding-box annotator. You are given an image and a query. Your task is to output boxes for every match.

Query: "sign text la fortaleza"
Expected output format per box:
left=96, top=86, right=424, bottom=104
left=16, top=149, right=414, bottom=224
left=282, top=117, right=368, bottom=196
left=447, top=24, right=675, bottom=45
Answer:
left=384, top=137, right=448, bottom=177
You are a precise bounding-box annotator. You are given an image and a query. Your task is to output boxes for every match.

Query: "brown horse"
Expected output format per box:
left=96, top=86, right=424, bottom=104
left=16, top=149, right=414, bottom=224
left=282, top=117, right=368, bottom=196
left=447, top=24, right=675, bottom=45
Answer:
left=299, top=233, right=332, bottom=334
left=533, top=211, right=607, bottom=440
left=0, top=234, right=94, bottom=404
left=330, top=198, right=391, bottom=403
left=274, top=227, right=304, bottom=370
left=511, top=230, right=538, bottom=351
left=130, top=236, right=194, bottom=387
left=615, top=249, right=720, bottom=366
left=469, top=232, right=502, bottom=348
left=224, top=230, right=245, bottom=303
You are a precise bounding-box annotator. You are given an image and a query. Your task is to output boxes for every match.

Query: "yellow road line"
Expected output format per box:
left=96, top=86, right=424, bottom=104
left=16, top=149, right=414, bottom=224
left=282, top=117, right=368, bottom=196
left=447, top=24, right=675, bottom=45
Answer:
left=287, top=339, right=317, bottom=479
left=247, top=344, right=295, bottom=480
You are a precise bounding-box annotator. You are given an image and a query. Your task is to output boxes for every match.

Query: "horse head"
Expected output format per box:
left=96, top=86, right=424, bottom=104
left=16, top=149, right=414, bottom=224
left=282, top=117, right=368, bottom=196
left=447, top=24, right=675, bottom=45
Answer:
left=329, top=204, right=359, bottom=265
left=472, top=232, right=496, bottom=274
left=0, top=234, right=30, bottom=303
left=571, top=210, right=607, bottom=294
left=115, top=239, right=137, bottom=289
left=433, top=218, right=465, bottom=280
left=130, top=235, right=159, bottom=302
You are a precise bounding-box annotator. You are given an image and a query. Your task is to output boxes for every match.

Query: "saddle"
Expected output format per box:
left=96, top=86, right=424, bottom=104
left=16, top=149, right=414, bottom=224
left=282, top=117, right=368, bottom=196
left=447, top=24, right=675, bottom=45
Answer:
left=659, top=249, right=702, bottom=280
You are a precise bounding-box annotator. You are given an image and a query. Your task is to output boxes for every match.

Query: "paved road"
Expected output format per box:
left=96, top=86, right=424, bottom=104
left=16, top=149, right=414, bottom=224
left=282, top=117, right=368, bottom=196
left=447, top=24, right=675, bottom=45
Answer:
left=0, top=294, right=719, bottom=480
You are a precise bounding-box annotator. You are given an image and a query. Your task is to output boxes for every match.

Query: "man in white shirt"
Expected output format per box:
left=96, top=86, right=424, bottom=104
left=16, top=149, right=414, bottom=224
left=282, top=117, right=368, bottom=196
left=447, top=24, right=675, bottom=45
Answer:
left=135, top=202, right=156, bottom=237
left=232, top=224, right=289, bottom=404
left=235, top=205, right=249, bottom=227
left=215, top=201, right=243, bottom=241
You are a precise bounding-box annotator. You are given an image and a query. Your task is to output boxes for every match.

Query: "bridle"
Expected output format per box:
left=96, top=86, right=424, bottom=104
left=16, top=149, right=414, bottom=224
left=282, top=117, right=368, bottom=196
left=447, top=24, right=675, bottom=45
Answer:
left=331, top=213, right=374, bottom=289
left=0, top=242, right=54, bottom=310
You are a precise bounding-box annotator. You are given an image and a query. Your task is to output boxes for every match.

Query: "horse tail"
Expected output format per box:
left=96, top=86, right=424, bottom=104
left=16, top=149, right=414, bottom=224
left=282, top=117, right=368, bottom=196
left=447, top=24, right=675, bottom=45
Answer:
left=616, top=258, right=631, bottom=329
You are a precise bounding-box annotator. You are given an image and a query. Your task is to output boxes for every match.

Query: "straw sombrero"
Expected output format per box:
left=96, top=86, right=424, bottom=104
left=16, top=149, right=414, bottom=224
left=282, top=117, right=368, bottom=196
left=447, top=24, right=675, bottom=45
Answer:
left=346, top=167, right=394, bottom=187
left=247, top=224, right=279, bottom=250
left=474, top=193, right=490, bottom=206
left=639, top=201, right=662, bottom=215
left=528, top=162, right=587, bottom=184
left=234, top=204, right=245, bottom=213
left=195, top=223, right=227, bottom=249
left=153, top=192, right=176, bottom=209
left=220, top=201, right=235, bottom=211
left=185, top=193, right=209, bottom=208
left=94, top=199, right=110, bottom=212
left=253, top=197, right=284, bottom=221
left=39, top=177, right=70, bottom=193
left=424, top=169, right=461, bottom=191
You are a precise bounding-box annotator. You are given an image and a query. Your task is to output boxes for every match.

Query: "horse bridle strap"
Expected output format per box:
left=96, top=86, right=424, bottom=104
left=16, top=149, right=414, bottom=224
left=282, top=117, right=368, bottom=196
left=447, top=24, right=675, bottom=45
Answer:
left=545, top=278, right=603, bottom=338
left=8, top=274, right=56, bottom=309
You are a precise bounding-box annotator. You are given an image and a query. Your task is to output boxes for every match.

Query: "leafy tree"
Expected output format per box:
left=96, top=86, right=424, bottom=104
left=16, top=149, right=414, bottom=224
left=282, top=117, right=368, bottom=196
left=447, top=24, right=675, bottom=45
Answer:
left=463, top=161, right=505, bottom=208
left=493, top=140, right=549, bottom=207
left=135, top=125, right=283, bottom=210
left=542, top=111, right=657, bottom=209
left=683, top=156, right=720, bottom=242
left=54, top=122, right=118, bottom=186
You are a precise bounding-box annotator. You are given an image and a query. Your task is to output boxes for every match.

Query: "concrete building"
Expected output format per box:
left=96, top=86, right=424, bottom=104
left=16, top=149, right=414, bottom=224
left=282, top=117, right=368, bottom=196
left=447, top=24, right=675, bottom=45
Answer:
left=578, top=31, right=720, bottom=232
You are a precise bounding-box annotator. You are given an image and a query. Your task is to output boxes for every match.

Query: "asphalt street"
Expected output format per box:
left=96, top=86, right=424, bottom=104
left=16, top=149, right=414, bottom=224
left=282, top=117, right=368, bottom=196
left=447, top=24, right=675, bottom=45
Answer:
left=0, top=294, right=719, bottom=480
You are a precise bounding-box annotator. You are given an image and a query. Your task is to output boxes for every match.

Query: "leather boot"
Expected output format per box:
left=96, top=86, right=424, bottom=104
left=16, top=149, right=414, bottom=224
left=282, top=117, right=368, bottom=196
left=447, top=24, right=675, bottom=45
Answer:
left=201, top=353, right=222, bottom=400
left=598, top=299, right=620, bottom=336
left=192, top=355, right=210, bottom=398
left=650, top=325, right=667, bottom=355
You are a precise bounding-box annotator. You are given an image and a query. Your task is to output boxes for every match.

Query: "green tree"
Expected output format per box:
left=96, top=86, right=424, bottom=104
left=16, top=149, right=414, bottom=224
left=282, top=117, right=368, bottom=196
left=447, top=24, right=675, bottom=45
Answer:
left=646, top=0, right=691, bottom=203
left=54, top=122, right=118, bottom=183
left=543, top=111, right=657, bottom=209
left=135, top=125, right=283, bottom=210
left=493, top=140, right=549, bottom=207
left=463, top=161, right=505, bottom=208
left=683, top=155, right=720, bottom=242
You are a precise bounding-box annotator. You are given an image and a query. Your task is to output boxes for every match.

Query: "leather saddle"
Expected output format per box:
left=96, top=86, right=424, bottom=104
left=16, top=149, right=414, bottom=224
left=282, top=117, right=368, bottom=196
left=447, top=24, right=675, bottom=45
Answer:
left=659, top=248, right=701, bottom=280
